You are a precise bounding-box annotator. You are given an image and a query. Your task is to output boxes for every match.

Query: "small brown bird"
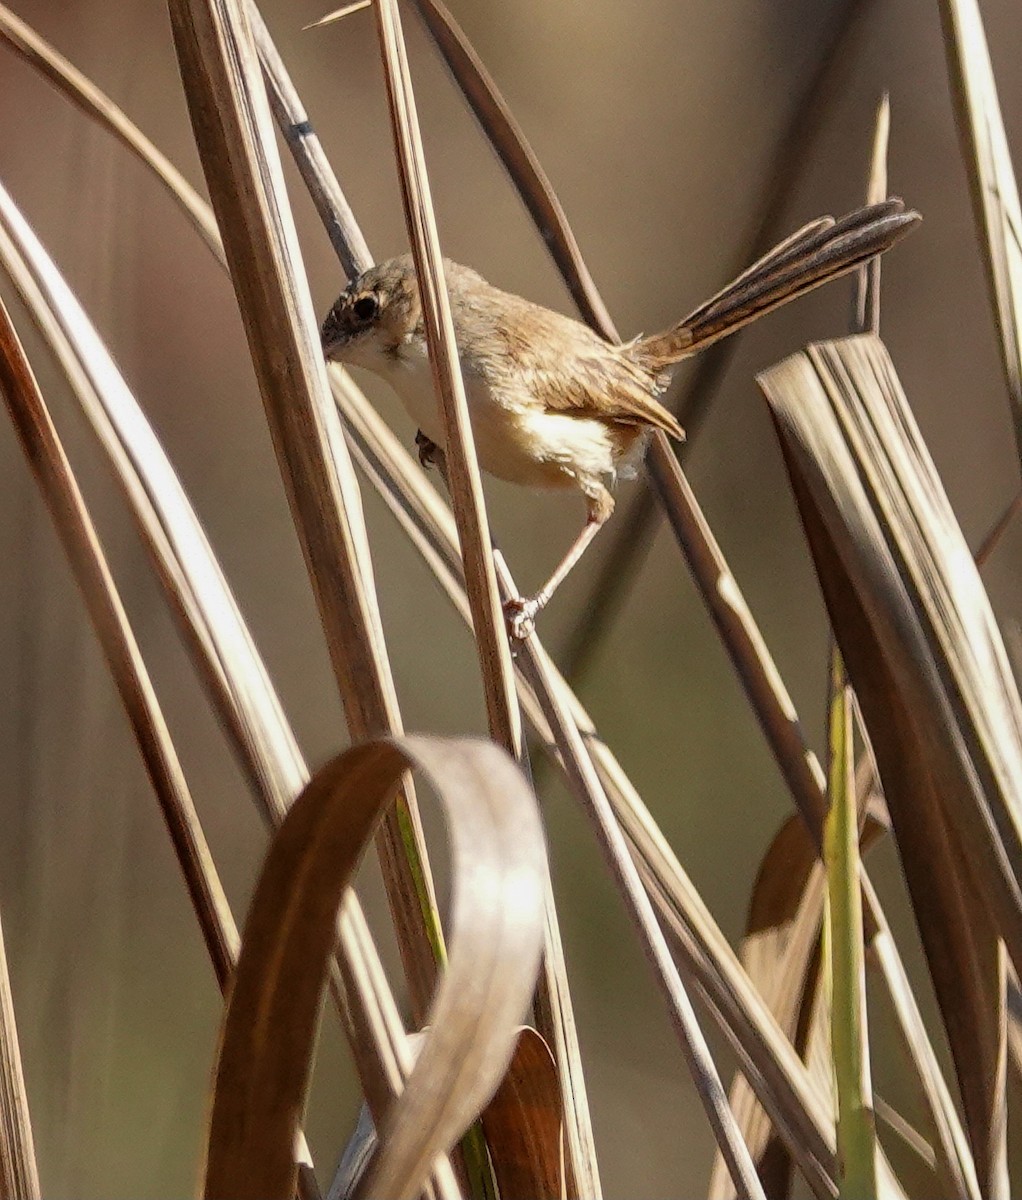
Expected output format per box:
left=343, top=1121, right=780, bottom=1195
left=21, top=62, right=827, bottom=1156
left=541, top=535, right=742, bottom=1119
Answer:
left=322, top=199, right=918, bottom=637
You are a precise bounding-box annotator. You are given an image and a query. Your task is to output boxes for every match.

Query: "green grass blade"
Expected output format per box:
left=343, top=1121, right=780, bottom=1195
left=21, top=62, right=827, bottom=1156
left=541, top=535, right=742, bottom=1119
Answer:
left=824, top=650, right=877, bottom=1199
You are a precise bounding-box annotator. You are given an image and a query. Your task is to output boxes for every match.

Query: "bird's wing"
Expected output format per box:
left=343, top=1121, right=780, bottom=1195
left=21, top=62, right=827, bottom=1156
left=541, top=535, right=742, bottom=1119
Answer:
left=538, top=347, right=685, bottom=440
left=493, top=301, right=685, bottom=440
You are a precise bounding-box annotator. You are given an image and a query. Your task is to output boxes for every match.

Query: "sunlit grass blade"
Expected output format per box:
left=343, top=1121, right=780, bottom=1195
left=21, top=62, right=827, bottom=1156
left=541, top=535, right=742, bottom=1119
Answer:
left=371, top=0, right=520, bottom=757
left=759, top=333, right=1015, bottom=1197
left=939, top=0, right=1022, bottom=468
left=204, top=736, right=546, bottom=1200
left=250, top=4, right=371, bottom=281
left=167, top=0, right=448, bottom=1021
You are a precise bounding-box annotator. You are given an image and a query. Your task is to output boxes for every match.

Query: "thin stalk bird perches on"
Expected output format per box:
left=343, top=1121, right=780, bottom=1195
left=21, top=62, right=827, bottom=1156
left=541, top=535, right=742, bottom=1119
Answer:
left=322, top=200, right=918, bottom=637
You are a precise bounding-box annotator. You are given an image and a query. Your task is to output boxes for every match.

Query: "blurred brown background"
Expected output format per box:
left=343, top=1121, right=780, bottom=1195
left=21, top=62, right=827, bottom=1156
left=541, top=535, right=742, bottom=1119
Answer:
left=0, top=0, right=1020, bottom=1195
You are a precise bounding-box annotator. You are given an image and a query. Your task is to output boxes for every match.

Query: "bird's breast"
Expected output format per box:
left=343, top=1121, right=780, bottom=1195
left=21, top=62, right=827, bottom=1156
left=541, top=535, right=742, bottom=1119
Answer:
left=357, top=337, right=628, bottom=491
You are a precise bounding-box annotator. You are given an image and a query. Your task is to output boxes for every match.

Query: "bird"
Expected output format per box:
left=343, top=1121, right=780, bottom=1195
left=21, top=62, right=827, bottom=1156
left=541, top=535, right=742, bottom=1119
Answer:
left=321, top=199, right=919, bottom=638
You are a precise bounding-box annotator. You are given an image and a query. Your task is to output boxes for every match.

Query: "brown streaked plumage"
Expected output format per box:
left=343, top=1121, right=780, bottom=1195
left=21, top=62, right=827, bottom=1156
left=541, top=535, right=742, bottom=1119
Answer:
left=322, top=199, right=919, bottom=637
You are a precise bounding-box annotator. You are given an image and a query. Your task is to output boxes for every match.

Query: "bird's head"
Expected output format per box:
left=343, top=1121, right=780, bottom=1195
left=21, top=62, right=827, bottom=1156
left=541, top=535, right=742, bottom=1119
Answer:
left=320, top=255, right=423, bottom=369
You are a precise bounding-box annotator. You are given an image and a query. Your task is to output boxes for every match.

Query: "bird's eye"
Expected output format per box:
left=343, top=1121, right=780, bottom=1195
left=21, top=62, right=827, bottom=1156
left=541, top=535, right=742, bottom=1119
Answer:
left=353, top=294, right=378, bottom=321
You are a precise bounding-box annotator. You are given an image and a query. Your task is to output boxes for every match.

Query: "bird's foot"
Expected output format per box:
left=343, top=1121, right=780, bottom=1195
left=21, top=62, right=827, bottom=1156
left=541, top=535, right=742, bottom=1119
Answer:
left=415, top=430, right=442, bottom=471
left=503, top=595, right=542, bottom=641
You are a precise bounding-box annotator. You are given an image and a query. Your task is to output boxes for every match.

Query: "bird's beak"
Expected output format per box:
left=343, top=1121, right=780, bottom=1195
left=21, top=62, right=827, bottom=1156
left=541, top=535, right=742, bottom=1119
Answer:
left=320, top=315, right=346, bottom=361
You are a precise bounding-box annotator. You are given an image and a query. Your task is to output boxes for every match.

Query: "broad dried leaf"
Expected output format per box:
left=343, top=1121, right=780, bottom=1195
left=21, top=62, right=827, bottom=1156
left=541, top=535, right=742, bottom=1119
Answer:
left=328, top=1026, right=566, bottom=1200
left=480, top=1027, right=566, bottom=1200
left=204, top=735, right=546, bottom=1200
left=759, top=334, right=1014, bottom=1198
left=939, top=0, right=1022, bottom=463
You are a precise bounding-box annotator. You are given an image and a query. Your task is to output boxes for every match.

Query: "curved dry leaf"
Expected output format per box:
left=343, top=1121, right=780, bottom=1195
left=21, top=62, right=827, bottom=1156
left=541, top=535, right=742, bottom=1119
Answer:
left=329, top=1025, right=567, bottom=1200
left=759, top=334, right=1013, bottom=1198
left=480, top=1026, right=566, bottom=1200
left=203, top=735, right=546, bottom=1200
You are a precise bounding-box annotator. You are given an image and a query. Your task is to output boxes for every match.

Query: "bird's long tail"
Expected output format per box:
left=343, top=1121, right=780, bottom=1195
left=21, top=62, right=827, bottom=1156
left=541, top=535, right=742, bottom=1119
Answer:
left=633, top=199, right=919, bottom=368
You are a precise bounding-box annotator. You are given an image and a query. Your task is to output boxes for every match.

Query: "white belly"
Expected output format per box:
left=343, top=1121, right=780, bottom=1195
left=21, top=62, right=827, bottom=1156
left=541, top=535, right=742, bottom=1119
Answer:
left=353, top=339, right=620, bottom=491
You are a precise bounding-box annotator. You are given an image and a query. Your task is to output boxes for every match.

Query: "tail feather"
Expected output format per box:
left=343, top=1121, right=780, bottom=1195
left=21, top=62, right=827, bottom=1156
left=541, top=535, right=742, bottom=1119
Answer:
left=635, top=199, right=919, bottom=367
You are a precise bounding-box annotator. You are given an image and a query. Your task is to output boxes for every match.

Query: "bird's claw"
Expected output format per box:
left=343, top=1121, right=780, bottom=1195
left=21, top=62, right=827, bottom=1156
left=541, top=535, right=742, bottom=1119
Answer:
left=503, top=595, right=540, bottom=640
left=415, top=430, right=441, bottom=470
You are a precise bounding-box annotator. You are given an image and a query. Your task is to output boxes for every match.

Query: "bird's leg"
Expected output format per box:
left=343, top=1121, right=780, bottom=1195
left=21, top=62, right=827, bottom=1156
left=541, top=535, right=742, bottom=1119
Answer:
left=504, top=487, right=614, bottom=640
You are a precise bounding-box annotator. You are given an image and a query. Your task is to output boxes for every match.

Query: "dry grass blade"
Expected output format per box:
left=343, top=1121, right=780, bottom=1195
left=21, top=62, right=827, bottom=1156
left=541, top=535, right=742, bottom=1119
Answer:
left=407, top=0, right=615, bottom=336
left=479, top=1027, right=566, bottom=1200
left=0, top=292, right=239, bottom=992
left=939, top=0, right=1022, bottom=466
left=305, top=2, right=373, bottom=31
left=250, top=4, right=371, bottom=281
left=0, top=906, right=38, bottom=1199
left=371, top=0, right=521, bottom=756
left=204, top=735, right=546, bottom=1200
left=167, top=0, right=447, bottom=1019
left=759, top=333, right=1016, bottom=1198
